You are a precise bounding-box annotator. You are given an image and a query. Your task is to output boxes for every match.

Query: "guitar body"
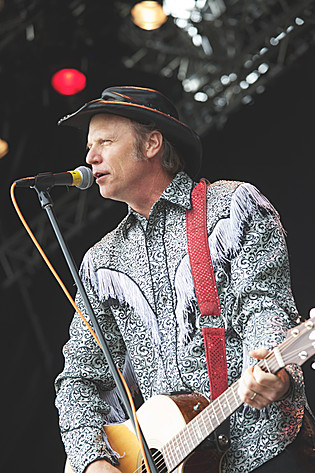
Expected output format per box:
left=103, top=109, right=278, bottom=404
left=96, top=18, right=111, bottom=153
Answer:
left=105, top=392, right=224, bottom=473
left=65, top=392, right=225, bottom=473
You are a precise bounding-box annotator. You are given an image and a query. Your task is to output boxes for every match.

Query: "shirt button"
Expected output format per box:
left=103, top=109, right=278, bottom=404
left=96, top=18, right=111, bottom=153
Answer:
left=161, top=296, right=167, bottom=304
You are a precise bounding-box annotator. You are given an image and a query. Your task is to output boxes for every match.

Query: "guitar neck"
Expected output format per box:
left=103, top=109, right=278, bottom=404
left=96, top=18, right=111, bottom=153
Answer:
left=161, top=349, right=282, bottom=471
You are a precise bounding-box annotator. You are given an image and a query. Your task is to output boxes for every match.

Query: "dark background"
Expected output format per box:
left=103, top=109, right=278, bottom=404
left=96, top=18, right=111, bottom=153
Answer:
left=0, top=3, right=314, bottom=472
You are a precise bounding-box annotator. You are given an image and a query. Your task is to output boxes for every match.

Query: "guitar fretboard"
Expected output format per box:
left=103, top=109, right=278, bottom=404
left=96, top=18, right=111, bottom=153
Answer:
left=161, top=350, right=281, bottom=471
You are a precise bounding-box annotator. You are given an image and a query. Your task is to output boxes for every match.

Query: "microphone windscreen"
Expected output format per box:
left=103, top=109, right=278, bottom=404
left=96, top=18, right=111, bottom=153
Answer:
left=75, top=166, right=94, bottom=190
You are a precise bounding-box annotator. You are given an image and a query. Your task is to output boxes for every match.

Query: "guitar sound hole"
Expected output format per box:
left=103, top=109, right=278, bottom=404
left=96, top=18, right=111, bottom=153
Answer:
left=141, top=448, right=168, bottom=473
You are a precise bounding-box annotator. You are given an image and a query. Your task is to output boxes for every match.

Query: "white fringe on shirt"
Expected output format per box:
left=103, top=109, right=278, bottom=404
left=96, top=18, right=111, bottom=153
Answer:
left=174, top=183, right=280, bottom=345
left=209, top=183, right=280, bottom=267
left=80, top=260, right=161, bottom=346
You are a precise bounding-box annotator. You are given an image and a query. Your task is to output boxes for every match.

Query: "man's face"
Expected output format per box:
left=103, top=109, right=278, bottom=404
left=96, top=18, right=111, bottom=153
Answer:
left=86, top=113, right=148, bottom=203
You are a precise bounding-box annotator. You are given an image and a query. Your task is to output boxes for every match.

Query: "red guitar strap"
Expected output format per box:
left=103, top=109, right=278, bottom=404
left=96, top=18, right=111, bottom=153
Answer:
left=186, top=180, right=228, bottom=400
left=186, top=180, right=220, bottom=317
left=202, top=327, right=228, bottom=401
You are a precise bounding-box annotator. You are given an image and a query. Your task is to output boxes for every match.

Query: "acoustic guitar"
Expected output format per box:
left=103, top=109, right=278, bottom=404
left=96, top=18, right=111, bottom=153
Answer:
left=65, top=317, right=315, bottom=473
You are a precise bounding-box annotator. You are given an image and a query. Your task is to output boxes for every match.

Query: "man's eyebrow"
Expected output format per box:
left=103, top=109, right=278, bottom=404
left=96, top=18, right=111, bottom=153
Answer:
left=86, top=131, right=117, bottom=150
left=85, top=137, right=103, bottom=150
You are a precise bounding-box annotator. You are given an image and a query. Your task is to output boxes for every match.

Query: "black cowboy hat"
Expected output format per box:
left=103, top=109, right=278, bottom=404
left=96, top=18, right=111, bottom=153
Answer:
left=58, top=85, right=202, bottom=176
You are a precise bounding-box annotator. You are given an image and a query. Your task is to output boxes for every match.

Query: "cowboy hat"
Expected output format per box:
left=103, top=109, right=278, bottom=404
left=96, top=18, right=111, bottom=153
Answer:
left=58, top=86, right=202, bottom=176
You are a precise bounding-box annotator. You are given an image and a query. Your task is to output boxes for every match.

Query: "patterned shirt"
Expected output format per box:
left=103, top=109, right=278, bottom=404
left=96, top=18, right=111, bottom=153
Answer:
left=55, top=171, right=305, bottom=473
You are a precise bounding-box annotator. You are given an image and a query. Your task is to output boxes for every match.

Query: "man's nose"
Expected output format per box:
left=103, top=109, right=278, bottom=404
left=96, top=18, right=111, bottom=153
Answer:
left=86, top=146, right=101, bottom=165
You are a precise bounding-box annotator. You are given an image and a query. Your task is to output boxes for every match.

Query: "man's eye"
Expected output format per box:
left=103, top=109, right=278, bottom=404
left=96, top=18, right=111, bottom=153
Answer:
left=86, top=140, right=112, bottom=150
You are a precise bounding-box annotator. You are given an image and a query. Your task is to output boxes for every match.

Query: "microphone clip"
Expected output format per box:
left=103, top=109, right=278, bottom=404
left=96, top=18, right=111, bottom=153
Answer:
left=34, top=172, right=61, bottom=192
left=33, top=180, right=55, bottom=210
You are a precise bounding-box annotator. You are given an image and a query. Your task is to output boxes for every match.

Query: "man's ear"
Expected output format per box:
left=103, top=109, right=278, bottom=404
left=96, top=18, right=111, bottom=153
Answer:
left=145, top=130, right=163, bottom=159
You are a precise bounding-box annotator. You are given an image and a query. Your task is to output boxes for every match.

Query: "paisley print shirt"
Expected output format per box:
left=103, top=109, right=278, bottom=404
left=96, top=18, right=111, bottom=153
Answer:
left=55, top=172, right=305, bottom=473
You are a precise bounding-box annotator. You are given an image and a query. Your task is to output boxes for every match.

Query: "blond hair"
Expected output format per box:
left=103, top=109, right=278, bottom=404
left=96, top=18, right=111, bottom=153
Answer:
left=130, top=120, right=184, bottom=176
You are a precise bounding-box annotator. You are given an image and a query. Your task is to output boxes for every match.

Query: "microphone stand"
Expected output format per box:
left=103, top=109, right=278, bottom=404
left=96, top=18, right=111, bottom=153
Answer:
left=34, top=183, right=158, bottom=473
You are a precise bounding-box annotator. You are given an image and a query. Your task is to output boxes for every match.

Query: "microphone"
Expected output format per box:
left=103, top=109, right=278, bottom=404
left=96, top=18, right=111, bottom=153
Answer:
left=14, top=166, right=94, bottom=190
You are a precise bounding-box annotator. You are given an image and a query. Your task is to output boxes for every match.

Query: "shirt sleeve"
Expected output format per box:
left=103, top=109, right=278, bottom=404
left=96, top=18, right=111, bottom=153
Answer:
left=229, top=185, right=305, bottom=423
left=55, top=260, right=127, bottom=473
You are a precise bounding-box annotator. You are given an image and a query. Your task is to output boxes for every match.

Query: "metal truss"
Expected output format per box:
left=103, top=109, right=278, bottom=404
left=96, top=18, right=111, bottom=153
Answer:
left=117, top=0, right=315, bottom=133
left=0, top=185, right=113, bottom=289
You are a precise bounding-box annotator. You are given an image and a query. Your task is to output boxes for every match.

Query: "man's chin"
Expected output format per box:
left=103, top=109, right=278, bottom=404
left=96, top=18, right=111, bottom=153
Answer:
left=99, top=187, right=120, bottom=203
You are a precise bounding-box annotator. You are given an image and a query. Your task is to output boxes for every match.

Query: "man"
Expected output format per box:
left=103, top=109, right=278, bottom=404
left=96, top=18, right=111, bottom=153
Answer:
left=55, top=86, right=307, bottom=473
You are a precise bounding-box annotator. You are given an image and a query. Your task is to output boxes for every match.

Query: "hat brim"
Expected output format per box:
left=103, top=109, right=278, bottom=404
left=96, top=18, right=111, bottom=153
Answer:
left=58, top=99, right=202, bottom=177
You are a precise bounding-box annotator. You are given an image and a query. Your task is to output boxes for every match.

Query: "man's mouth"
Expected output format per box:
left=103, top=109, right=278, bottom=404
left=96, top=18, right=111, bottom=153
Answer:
left=94, top=172, right=109, bottom=182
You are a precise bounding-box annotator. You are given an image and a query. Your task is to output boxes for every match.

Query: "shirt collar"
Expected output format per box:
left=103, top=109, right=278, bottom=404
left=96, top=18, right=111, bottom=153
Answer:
left=123, top=171, right=195, bottom=233
left=159, top=171, right=194, bottom=210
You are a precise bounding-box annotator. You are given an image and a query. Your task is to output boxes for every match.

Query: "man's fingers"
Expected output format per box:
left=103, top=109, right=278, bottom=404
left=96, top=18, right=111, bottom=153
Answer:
left=239, top=362, right=290, bottom=408
left=249, top=347, right=269, bottom=360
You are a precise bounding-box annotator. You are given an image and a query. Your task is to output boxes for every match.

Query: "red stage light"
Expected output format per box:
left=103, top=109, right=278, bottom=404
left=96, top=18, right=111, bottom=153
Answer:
left=51, top=68, right=86, bottom=95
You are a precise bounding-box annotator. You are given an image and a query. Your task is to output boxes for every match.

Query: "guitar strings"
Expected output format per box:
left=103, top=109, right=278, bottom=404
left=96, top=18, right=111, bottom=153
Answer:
left=162, top=383, right=240, bottom=465
left=259, top=324, right=312, bottom=372
left=130, top=449, right=167, bottom=473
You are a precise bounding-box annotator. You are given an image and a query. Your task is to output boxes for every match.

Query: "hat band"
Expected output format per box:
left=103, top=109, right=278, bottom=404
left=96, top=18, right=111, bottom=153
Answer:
left=88, top=99, right=191, bottom=130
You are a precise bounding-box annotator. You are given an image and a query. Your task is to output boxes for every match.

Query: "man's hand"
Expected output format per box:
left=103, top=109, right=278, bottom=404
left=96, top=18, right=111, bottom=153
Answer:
left=85, top=460, right=121, bottom=473
left=65, top=458, right=121, bottom=473
left=238, top=347, right=291, bottom=409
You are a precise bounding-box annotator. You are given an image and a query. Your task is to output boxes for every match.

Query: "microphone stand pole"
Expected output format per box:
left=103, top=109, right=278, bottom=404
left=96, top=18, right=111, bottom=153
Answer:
left=34, top=184, right=158, bottom=473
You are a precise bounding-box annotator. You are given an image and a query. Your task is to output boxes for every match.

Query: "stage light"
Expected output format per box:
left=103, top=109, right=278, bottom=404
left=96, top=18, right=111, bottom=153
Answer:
left=51, top=68, right=86, bottom=96
left=246, top=71, right=259, bottom=85
left=0, top=138, right=8, bottom=159
left=131, top=1, right=167, bottom=30
left=194, top=91, right=208, bottom=102
left=295, top=17, right=305, bottom=26
left=258, top=63, right=269, bottom=74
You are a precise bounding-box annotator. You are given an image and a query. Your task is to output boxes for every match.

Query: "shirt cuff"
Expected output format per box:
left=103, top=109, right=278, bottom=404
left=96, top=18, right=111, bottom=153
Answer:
left=62, top=427, right=117, bottom=473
